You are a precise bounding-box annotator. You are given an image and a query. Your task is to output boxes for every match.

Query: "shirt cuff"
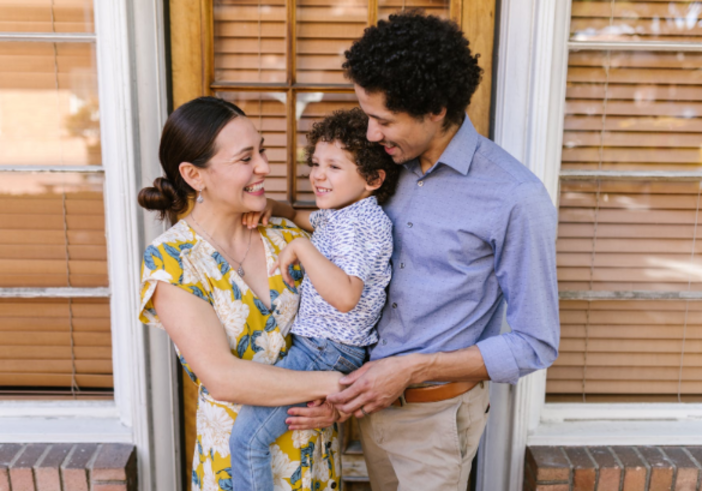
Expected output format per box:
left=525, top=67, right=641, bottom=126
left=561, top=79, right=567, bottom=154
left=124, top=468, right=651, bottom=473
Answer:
left=476, top=335, right=520, bottom=385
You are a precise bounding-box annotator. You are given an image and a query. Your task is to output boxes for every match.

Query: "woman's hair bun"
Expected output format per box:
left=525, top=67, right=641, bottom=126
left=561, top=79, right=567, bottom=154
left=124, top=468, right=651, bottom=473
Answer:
left=138, top=177, right=181, bottom=218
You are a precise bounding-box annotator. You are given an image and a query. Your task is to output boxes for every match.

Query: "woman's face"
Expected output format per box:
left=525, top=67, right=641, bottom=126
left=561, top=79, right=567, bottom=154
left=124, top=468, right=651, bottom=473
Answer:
left=200, top=117, right=270, bottom=214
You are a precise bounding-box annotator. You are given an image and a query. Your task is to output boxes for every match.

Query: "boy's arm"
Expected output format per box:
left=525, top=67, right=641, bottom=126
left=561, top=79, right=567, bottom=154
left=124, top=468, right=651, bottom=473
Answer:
left=273, top=237, right=363, bottom=313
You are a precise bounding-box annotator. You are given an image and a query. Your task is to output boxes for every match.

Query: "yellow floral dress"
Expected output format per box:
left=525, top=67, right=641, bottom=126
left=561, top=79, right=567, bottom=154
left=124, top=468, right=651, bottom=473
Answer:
left=139, top=218, right=341, bottom=491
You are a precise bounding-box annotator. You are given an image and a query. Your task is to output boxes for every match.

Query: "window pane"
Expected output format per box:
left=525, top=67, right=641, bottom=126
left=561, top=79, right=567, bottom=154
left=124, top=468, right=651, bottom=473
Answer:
left=547, top=299, right=702, bottom=403
left=0, top=42, right=100, bottom=167
left=296, top=92, right=358, bottom=204
left=217, top=91, right=289, bottom=201
left=0, top=0, right=94, bottom=33
left=0, top=298, right=112, bottom=395
left=296, top=0, right=366, bottom=84
left=214, top=0, right=286, bottom=83
left=570, top=1, right=702, bottom=43
left=563, top=50, right=702, bottom=172
left=378, top=0, right=450, bottom=22
left=0, top=173, right=107, bottom=288
left=557, top=179, right=702, bottom=292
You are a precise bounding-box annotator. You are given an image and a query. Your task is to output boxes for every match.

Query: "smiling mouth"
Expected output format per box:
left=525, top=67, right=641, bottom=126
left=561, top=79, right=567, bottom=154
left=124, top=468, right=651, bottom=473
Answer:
left=244, top=182, right=264, bottom=192
left=315, top=186, right=332, bottom=194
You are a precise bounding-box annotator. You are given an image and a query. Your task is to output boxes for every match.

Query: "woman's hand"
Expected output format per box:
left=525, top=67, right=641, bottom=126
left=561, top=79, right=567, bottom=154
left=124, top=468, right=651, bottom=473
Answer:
left=270, top=238, right=308, bottom=284
left=242, top=198, right=275, bottom=229
left=286, top=399, right=342, bottom=431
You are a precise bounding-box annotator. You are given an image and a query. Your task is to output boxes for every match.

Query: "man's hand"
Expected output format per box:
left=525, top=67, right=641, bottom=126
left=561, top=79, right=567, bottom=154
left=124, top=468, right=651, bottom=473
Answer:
left=326, top=356, right=418, bottom=418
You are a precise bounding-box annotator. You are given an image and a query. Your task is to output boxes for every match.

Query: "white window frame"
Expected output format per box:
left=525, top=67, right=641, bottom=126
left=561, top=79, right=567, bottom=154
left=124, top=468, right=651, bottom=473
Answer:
left=477, top=1, right=702, bottom=490
left=0, top=2, right=180, bottom=490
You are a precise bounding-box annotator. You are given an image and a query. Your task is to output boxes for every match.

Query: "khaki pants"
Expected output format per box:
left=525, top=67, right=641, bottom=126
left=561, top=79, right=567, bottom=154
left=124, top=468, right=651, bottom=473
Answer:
left=358, top=382, right=490, bottom=491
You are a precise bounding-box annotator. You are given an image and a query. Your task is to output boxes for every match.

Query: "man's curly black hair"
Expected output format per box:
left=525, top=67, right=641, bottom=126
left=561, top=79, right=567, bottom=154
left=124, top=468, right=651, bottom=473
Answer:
left=343, top=10, right=482, bottom=128
left=306, top=108, right=400, bottom=205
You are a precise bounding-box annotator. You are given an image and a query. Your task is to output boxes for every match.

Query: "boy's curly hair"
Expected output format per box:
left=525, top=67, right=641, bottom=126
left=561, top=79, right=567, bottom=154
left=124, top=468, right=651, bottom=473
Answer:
left=343, top=10, right=482, bottom=128
left=306, top=108, right=400, bottom=205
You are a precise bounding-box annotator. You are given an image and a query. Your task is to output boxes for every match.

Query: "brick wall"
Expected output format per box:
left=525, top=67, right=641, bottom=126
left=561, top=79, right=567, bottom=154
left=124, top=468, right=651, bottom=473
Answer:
left=0, top=443, right=136, bottom=491
left=525, top=446, right=702, bottom=491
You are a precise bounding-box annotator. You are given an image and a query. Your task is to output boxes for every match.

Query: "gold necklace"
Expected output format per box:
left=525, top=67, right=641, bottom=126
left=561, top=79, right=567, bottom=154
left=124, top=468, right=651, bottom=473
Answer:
left=190, top=211, right=253, bottom=278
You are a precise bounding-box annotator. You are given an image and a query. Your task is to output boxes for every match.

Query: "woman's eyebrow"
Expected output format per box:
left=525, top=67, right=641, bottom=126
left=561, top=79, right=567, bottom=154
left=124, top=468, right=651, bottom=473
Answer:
left=232, top=138, right=265, bottom=158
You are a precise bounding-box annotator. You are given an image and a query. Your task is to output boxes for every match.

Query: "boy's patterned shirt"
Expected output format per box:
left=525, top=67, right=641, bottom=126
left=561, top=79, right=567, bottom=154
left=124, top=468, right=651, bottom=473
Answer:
left=290, top=196, right=393, bottom=346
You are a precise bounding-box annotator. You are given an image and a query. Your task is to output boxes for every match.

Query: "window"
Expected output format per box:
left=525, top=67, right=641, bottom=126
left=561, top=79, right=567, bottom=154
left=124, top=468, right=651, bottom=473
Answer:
left=548, top=0, right=702, bottom=403
left=0, top=1, right=113, bottom=400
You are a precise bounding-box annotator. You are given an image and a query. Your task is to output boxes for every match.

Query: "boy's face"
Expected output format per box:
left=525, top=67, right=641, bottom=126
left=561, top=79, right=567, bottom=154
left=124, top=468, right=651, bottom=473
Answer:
left=309, top=140, right=376, bottom=210
left=354, top=84, right=444, bottom=165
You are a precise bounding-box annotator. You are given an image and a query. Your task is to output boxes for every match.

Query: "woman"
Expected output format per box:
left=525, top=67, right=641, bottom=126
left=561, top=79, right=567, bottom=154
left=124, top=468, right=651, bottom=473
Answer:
left=138, top=97, right=343, bottom=491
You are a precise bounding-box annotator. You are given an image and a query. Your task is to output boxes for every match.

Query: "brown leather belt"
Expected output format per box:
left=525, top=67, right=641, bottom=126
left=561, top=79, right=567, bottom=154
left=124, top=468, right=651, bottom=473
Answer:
left=391, top=381, right=482, bottom=407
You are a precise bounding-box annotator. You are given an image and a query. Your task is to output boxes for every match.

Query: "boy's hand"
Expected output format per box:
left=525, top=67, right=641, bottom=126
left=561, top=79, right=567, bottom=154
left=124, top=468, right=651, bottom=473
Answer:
left=286, top=399, right=339, bottom=430
left=242, top=198, right=275, bottom=229
left=270, top=238, right=308, bottom=284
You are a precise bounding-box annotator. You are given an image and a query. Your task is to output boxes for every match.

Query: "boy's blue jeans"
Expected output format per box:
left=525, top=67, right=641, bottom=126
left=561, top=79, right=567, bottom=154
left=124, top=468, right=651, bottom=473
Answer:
left=229, top=334, right=366, bottom=491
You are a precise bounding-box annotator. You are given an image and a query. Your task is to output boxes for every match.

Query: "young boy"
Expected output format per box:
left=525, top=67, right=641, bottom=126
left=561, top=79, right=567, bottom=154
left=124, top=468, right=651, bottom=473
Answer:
left=228, top=107, right=400, bottom=489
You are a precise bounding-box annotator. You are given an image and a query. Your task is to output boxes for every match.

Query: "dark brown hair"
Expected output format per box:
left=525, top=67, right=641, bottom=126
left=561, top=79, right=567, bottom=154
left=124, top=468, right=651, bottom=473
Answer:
left=305, top=107, right=400, bottom=204
left=138, top=96, right=245, bottom=224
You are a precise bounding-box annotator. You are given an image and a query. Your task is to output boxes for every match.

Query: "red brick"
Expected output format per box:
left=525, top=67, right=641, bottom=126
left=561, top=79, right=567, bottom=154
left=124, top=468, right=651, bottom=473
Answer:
left=535, top=485, right=569, bottom=491
left=661, top=447, right=701, bottom=491
left=91, top=444, right=135, bottom=482
left=524, top=459, right=537, bottom=491
left=564, top=447, right=596, bottom=491
left=0, top=444, right=23, bottom=491
left=61, top=444, right=98, bottom=491
left=526, top=446, right=571, bottom=482
left=612, top=447, right=648, bottom=491
left=35, top=444, right=72, bottom=491
left=638, top=446, right=674, bottom=491
left=10, top=444, right=48, bottom=491
left=588, top=447, right=622, bottom=491
left=92, top=484, right=128, bottom=491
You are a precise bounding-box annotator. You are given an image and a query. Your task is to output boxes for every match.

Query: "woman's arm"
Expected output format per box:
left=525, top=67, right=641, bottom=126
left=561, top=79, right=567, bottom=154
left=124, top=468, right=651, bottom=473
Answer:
left=153, top=281, right=343, bottom=405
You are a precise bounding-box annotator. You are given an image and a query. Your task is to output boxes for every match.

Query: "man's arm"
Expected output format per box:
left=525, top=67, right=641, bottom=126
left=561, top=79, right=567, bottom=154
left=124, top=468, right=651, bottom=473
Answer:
left=325, top=346, right=489, bottom=418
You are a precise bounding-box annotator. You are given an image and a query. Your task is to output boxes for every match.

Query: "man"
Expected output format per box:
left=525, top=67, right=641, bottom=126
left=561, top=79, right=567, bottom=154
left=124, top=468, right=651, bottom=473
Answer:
left=326, top=11, right=560, bottom=490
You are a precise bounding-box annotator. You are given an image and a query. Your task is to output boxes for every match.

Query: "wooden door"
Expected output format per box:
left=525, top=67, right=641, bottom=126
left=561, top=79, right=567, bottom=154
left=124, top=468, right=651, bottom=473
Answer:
left=168, top=0, right=496, bottom=488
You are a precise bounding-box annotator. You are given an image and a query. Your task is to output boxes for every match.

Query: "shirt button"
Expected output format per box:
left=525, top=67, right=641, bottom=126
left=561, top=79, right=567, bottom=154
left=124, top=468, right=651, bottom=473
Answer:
left=400, top=263, right=405, bottom=269
left=418, top=181, right=424, bottom=187
left=407, top=222, right=413, bottom=228
left=382, top=339, right=387, bottom=346
left=392, top=302, right=398, bottom=309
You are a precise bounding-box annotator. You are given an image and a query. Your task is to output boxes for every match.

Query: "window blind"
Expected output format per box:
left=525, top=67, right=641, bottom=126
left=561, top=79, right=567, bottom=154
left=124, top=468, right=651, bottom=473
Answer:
left=0, top=174, right=107, bottom=288
left=548, top=47, right=702, bottom=402
left=378, top=0, right=449, bottom=22
left=214, top=0, right=286, bottom=83
left=0, top=298, right=112, bottom=393
left=296, top=0, right=367, bottom=84
left=0, top=0, right=94, bottom=33
left=570, top=1, right=702, bottom=43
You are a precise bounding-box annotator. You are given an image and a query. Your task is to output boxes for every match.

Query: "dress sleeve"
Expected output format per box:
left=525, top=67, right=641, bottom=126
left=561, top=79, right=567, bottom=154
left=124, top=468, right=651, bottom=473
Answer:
left=138, top=241, right=212, bottom=329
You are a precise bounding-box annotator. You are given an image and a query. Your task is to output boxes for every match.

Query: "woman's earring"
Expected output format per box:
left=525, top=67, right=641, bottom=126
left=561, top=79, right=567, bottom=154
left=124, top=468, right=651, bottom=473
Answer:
left=196, top=188, right=204, bottom=204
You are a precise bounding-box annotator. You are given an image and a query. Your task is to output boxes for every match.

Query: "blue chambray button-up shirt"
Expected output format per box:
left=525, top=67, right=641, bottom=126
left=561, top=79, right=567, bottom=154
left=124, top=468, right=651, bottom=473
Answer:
left=370, top=116, right=560, bottom=385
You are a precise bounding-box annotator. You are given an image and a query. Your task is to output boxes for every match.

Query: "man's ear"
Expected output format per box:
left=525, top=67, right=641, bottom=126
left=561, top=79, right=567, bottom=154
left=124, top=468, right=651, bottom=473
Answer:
left=429, top=107, right=448, bottom=124
left=365, top=169, right=386, bottom=192
left=179, top=162, right=204, bottom=191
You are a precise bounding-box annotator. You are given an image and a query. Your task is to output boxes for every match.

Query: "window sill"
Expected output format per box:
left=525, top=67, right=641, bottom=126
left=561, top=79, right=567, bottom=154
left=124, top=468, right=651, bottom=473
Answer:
left=0, top=401, right=131, bottom=443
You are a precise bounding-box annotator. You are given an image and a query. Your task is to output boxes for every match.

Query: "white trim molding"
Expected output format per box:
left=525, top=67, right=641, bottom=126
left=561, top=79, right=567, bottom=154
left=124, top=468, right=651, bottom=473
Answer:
left=482, top=0, right=571, bottom=490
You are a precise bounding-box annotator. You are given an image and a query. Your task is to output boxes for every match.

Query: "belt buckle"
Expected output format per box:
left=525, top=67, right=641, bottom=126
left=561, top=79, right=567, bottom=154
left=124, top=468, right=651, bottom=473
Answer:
left=397, top=392, right=407, bottom=407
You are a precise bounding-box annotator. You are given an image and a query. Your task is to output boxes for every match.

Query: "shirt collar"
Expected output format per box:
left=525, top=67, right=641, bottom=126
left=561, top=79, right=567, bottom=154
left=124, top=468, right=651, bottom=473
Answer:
left=313, top=195, right=378, bottom=227
left=404, top=115, right=479, bottom=177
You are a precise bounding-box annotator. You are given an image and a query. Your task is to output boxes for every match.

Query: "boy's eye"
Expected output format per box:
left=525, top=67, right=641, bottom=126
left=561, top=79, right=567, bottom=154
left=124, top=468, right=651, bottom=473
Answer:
left=259, top=148, right=266, bottom=154
left=309, top=162, right=318, bottom=167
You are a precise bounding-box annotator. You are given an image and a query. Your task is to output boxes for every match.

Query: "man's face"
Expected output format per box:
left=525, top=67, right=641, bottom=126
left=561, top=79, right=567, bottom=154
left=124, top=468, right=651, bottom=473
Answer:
left=354, top=84, right=442, bottom=165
